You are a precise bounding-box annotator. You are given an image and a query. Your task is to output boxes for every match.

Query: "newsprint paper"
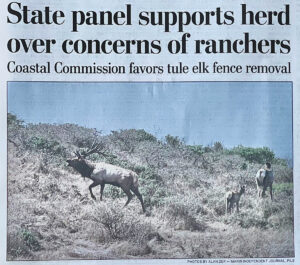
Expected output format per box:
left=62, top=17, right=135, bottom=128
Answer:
left=0, top=0, right=299, bottom=264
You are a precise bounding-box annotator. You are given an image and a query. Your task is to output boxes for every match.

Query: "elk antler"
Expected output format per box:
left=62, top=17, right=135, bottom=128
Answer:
left=82, top=140, right=106, bottom=157
left=75, top=139, right=115, bottom=159
left=74, top=150, right=82, bottom=158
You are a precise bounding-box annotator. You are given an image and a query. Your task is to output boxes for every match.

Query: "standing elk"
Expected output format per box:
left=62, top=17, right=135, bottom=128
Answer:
left=225, top=185, right=246, bottom=214
left=66, top=142, right=146, bottom=213
left=256, top=162, right=274, bottom=200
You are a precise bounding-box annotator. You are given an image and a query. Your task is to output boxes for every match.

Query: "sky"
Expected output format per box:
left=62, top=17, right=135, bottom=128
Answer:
left=8, top=82, right=293, bottom=161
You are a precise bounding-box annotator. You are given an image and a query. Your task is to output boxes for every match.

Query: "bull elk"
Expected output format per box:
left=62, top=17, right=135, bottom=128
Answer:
left=256, top=162, right=274, bottom=200
left=66, top=142, right=146, bottom=213
left=225, top=185, right=246, bottom=214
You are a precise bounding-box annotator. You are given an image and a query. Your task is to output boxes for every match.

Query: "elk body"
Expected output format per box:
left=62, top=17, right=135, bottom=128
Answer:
left=256, top=163, right=274, bottom=200
left=67, top=144, right=146, bottom=213
left=225, top=186, right=246, bottom=214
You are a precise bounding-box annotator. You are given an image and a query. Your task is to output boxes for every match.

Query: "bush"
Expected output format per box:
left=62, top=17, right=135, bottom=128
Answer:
left=8, top=113, right=24, bottom=127
left=164, top=197, right=207, bottom=231
left=232, top=212, right=268, bottom=229
left=204, top=146, right=213, bottom=153
left=21, top=229, right=41, bottom=251
left=241, top=162, right=248, bottom=170
left=165, top=135, right=183, bottom=147
left=111, top=129, right=157, bottom=152
left=273, top=183, right=293, bottom=196
left=187, top=145, right=204, bottom=156
left=138, top=167, right=166, bottom=207
left=7, top=228, right=41, bottom=260
left=231, top=145, right=275, bottom=163
left=275, top=167, right=293, bottom=183
left=100, top=207, right=154, bottom=244
left=26, top=136, right=66, bottom=157
left=213, top=141, right=223, bottom=152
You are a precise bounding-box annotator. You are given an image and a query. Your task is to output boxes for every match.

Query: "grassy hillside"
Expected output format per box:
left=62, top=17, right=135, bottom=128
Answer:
left=7, top=113, right=294, bottom=260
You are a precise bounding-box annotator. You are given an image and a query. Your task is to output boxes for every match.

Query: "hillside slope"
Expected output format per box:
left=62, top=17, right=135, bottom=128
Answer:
left=7, top=115, right=294, bottom=260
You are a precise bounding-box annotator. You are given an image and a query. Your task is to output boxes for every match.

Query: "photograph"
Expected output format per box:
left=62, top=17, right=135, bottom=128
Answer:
left=7, top=81, right=294, bottom=260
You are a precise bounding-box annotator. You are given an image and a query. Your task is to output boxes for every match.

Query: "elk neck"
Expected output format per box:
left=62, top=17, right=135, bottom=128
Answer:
left=73, top=159, right=95, bottom=179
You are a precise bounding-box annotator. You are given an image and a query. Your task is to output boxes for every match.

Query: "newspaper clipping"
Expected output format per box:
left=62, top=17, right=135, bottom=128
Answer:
left=0, top=0, right=298, bottom=264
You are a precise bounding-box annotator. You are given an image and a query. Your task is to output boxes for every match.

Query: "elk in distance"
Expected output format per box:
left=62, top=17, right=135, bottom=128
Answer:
left=225, top=185, right=246, bottom=214
left=66, top=142, right=146, bottom=212
left=256, top=162, right=274, bottom=200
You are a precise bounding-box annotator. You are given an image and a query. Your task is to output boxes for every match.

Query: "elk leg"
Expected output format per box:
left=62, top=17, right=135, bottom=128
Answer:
left=132, top=187, right=146, bottom=213
left=262, top=186, right=267, bottom=198
left=226, top=199, right=229, bottom=214
left=89, top=182, right=98, bottom=200
left=100, top=183, right=105, bottom=201
left=270, top=185, right=273, bottom=201
left=228, top=202, right=232, bottom=214
left=121, top=187, right=133, bottom=207
left=236, top=202, right=239, bottom=213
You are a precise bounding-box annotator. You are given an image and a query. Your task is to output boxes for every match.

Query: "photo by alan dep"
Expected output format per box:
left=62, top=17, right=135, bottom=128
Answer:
left=7, top=81, right=294, bottom=260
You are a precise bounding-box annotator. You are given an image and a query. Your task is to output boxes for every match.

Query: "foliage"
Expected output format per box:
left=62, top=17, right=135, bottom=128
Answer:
left=27, top=136, right=66, bottom=157
left=111, top=129, right=157, bottom=152
left=213, top=141, right=223, bottom=152
left=138, top=167, right=167, bottom=207
left=273, top=183, right=293, bottom=195
left=241, top=162, right=248, bottom=170
left=8, top=113, right=24, bottom=127
left=187, top=145, right=204, bottom=155
left=164, top=196, right=207, bottom=231
left=165, top=134, right=183, bottom=147
left=231, top=145, right=275, bottom=163
left=7, top=228, right=41, bottom=260
left=21, top=229, right=41, bottom=251
left=99, top=207, right=154, bottom=244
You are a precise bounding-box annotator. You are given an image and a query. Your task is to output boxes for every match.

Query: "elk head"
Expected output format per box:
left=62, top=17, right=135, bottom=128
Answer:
left=240, top=185, right=246, bottom=195
left=67, top=140, right=107, bottom=178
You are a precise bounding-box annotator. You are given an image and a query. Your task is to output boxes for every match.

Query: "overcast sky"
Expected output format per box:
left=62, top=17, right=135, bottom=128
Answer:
left=8, top=82, right=292, bottom=160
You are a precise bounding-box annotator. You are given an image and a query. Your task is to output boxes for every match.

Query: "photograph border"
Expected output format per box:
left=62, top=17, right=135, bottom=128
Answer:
left=6, top=80, right=295, bottom=262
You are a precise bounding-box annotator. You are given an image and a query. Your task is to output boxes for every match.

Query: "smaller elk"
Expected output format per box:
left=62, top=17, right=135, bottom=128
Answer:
left=67, top=141, right=146, bottom=212
left=225, top=185, right=246, bottom=214
left=256, top=162, right=274, bottom=200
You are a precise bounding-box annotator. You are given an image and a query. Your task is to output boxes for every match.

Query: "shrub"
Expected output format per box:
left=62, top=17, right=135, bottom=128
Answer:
left=26, top=136, right=66, bottom=157
left=231, top=145, right=275, bottom=163
left=164, top=197, right=207, bottom=231
left=8, top=113, right=24, bottom=127
left=111, top=129, right=157, bottom=152
left=165, top=135, right=183, bottom=147
left=213, top=141, right=223, bottom=152
left=187, top=145, right=204, bottom=156
left=233, top=212, right=268, bottom=229
left=21, top=229, right=41, bottom=251
left=275, top=167, right=293, bottom=183
left=138, top=167, right=166, bottom=207
left=100, top=207, right=154, bottom=245
left=7, top=228, right=41, bottom=260
left=7, top=231, right=31, bottom=260
left=241, top=162, right=248, bottom=170
left=204, top=146, right=213, bottom=153
left=273, top=183, right=293, bottom=195
left=105, top=185, right=126, bottom=199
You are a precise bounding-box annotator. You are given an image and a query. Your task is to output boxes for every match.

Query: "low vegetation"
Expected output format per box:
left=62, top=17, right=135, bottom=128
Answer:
left=7, top=113, right=294, bottom=260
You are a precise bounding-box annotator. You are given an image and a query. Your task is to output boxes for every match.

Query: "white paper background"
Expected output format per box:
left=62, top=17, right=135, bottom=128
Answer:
left=0, top=0, right=298, bottom=264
